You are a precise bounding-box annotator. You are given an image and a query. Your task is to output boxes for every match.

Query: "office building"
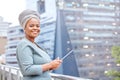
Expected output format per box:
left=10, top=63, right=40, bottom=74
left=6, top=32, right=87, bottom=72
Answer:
left=36, top=0, right=120, bottom=80
left=37, top=0, right=79, bottom=77
left=5, top=26, right=24, bottom=66
left=25, top=0, right=38, bottom=11
left=0, top=16, right=11, bottom=54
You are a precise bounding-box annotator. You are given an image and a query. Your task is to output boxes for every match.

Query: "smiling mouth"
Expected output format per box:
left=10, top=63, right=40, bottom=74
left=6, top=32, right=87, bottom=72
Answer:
left=33, top=32, right=38, bottom=34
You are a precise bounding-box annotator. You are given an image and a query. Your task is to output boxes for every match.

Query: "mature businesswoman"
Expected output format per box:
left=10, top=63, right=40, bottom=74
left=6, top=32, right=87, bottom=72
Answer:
left=16, top=9, right=62, bottom=80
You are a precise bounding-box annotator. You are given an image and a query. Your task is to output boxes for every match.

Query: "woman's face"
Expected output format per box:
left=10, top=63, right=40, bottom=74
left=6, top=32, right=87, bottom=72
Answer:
left=24, top=18, right=40, bottom=40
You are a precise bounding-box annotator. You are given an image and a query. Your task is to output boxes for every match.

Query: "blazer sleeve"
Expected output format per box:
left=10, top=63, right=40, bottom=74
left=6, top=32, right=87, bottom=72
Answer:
left=17, top=46, right=43, bottom=76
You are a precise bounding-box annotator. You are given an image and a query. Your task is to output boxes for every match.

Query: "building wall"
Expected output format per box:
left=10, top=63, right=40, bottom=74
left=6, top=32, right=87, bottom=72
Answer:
left=60, top=0, right=120, bottom=80
left=0, top=16, right=11, bottom=54
left=25, top=0, right=38, bottom=11
left=37, top=0, right=120, bottom=80
left=0, top=37, right=7, bottom=54
left=36, top=0, right=57, bottom=59
left=5, top=26, right=24, bottom=67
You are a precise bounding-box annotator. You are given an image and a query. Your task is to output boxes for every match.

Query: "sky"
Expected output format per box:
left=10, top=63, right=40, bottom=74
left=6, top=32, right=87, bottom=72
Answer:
left=0, top=0, right=26, bottom=26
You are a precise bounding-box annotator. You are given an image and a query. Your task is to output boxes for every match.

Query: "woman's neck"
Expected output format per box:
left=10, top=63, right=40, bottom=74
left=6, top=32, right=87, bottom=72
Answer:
left=25, top=36, right=35, bottom=43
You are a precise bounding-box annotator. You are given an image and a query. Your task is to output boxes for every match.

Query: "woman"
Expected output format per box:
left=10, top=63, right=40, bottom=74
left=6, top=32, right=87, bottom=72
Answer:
left=16, top=9, right=62, bottom=80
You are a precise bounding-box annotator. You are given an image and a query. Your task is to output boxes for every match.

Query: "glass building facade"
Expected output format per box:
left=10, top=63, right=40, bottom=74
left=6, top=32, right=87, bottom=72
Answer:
left=0, top=16, right=11, bottom=54
left=57, top=0, right=120, bottom=80
left=37, top=0, right=120, bottom=80
left=0, top=16, right=11, bottom=37
left=6, top=26, right=24, bottom=67
left=35, top=22, right=56, bottom=59
left=36, top=0, right=57, bottom=59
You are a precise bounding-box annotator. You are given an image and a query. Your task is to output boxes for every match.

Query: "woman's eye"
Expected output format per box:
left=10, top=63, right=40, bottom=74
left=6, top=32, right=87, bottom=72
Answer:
left=29, top=25, right=34, bottom=27
left=37, top=25, right=40, bottom=27
left=29, top=24, right=40, bottom=28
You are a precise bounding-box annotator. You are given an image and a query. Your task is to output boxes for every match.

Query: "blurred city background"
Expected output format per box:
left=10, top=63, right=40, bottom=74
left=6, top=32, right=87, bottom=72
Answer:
left=0, top=0, right=120, bottom=80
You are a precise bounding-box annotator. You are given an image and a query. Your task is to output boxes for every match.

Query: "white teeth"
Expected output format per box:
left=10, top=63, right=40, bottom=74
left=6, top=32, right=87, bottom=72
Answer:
left=32, top=30, right=39, bottom=34
left=32, top=31, right=37, bottom=33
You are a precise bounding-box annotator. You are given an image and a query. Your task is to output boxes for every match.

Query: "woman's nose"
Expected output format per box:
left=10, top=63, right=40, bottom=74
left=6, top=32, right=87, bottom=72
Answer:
left=33, top=26, right=38, bottom=29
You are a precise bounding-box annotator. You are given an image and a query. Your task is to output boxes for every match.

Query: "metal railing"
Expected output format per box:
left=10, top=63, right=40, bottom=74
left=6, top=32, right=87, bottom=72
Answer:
left=0, top=64, right=92, bottom=80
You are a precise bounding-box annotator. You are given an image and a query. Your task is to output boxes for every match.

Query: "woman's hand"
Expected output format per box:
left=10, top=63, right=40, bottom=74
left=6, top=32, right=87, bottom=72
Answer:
left=49, top=57, right=62, bottom=70
left=42, top=57, right=62, bottom=71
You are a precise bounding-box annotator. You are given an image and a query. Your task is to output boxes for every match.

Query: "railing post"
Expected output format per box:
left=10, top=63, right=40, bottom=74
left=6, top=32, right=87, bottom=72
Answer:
left=0, top=65, right=2, bottom=80
left=17, top=70, right=20, bottom=80
left=2, top=66, right=5, bottom=80
left=8, top=68, right=11, bottom=80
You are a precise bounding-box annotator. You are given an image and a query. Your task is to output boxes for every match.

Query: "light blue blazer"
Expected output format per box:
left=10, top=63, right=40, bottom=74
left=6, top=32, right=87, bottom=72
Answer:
left=16, top=38, right=52, bottom=80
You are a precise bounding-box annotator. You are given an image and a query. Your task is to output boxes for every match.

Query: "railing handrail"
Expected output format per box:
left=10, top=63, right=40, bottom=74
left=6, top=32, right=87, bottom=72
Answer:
left=0, top=64, right=92, bottom=80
